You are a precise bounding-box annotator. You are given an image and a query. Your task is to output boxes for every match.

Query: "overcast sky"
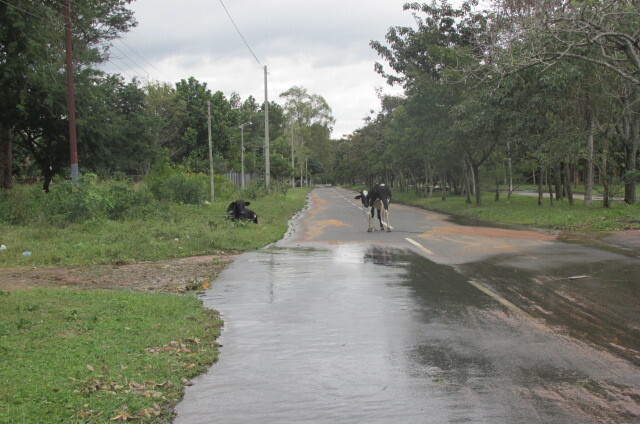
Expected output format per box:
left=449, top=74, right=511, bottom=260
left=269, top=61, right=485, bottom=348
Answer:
left=102, top=0, right=418, bottom=138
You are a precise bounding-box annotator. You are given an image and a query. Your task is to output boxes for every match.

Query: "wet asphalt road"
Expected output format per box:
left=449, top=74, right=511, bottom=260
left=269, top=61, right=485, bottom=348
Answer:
left=174, top=187, right=640, bottom=423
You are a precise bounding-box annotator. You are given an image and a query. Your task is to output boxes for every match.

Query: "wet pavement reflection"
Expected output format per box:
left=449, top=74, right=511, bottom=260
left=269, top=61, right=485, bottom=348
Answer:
left=175, top=243, right=640, bottom=423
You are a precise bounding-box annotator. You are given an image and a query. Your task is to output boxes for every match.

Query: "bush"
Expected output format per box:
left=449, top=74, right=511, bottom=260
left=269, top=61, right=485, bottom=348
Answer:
left=241, top=178, right=291, bottom=199
left=0, top=185, right=46, bottom=225
left=144, top=164, right=237, bottom=204
left=0, top=175, right=159, bottom=225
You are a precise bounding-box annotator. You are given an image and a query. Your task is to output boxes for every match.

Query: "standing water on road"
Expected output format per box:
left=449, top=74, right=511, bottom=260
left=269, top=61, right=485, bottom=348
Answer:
left=175, top=188, right=639, bottom=423
left=174, top=243, right=639, bottom=423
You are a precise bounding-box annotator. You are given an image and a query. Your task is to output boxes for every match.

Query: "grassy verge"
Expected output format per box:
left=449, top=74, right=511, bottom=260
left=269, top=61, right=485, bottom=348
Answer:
left=0, top=186, right=312, bottom=423
left=390, top=190, right=640, bottom=231
left=0, top=289, right=222, bottom=423
left=0, top=188, right=312, bottom=268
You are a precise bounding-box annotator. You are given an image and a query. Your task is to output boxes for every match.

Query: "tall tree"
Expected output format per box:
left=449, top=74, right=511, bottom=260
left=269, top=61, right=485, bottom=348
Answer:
left=0, top=0, right=136, bottom=190
left=174, top=77, right=237, bottom=172
left=484, top=0, right=640, bottom=87
left=280, top=86, right=335, bottom=184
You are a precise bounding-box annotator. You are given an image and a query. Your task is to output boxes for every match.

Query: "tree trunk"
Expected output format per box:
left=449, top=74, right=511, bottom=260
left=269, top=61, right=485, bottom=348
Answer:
left=0, top=127, right=13, bottom=190
left=472, top=163, right=481, bottom=205
left=42, top=168, right=54, bottom=193
left=537, top=166, right=543, bottom=206
left=564, top=162, right=574, bottom=206
left=463, top=156, right=472, bottom=204
left=547, top=168, right=554, bottom=206
left=507, top=140, right=513, bottom=196
left=471, top=163, right=476, bottom=196
left=495, top=173, right=500, bottom=202
left=441, top=175, right=447, bottom=200
left=584, top=110, right=595, bottom=206
left=602, top=134, right=611, bottom=209
left=623, top=109, right=638, bottom=204
left=554, top=164, right=563, bottom=201
left=425, top=162, right=435, bottom=198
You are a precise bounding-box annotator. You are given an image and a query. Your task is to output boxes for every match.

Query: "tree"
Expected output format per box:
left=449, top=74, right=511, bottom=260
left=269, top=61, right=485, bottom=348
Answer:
left=371, top=1, right=490, bottom=202
left=280, top=86, right=335, bottom=185
left=174, top=77, right=237, bottom=172
left=484, top=0, right=640, bottom=87
left=145, top=81, right=187, bottom=161
left=0, top=0, right=137, bottom=190
left=78, top=75, right=160, bottom=175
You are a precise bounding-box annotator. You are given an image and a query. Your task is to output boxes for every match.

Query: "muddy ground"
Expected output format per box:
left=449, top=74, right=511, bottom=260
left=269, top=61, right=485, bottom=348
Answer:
left=0, top=230, right=637, bottom=293
left=0, top=254, right=236, bottom=293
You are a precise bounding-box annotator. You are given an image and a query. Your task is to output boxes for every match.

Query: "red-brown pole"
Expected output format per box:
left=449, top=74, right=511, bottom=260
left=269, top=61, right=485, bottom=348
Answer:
left=64, top=0, right=79, bottom=184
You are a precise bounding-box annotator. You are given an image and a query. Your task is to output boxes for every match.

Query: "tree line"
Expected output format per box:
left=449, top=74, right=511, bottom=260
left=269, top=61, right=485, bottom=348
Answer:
left=0, top=0, right=335, bottom=192
left=332, top=0, right=639, bottom=207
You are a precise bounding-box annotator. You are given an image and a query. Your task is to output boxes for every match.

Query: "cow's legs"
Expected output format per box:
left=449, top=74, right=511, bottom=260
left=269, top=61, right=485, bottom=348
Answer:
left=367, top=208, right=374, bottom=232
left=385, top=207, right=391, bottom=232
left=377, top=208, right=384, bottom=230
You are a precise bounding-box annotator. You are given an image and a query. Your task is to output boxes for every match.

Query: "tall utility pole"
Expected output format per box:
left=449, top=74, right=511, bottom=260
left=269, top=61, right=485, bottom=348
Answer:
left=239, top=122, right=251, bottom=189
left=264, top=66, right=270, bottom=191
left=207, top=100, right=215, bottom=202
left=64, top=0, right=79, bottom=185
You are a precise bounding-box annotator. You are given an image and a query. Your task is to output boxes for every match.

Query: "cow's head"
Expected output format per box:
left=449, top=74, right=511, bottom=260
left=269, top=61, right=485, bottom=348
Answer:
left=226, top=200, right=251, bottom=219
left=355, top=190, right=370, bottom=207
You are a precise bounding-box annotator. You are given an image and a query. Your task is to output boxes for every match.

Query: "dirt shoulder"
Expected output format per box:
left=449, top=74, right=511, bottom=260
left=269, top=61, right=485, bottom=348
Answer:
left=1, top=229, right=637, bottom=293
left=0, top=254, right=237, bottom=292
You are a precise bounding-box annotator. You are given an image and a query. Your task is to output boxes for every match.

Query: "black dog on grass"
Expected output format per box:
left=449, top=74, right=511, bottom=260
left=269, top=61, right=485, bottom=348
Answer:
left=226, top=200, right=258, bottom=224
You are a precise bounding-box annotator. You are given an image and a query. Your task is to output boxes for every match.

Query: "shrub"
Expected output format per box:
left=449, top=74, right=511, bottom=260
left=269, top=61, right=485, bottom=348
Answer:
left=144, top=164, right=237, bottom=204
left=241, top=178, right=290, bottom=199
left=0, top=175, right=158, bottom=225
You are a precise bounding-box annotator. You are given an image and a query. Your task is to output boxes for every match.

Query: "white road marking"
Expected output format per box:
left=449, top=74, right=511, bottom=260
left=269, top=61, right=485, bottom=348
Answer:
left=467, top=279, right=527, bottom=316
left=405, top=238, right=434, bottom=255
left=405, top=238, right=526, bottom=316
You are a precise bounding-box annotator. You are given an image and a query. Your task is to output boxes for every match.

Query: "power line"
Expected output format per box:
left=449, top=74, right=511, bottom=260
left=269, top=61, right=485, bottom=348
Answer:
left=0, top=0, right=50, bottom=20
left=116, top=38, right=173, bottom=81
left=218, top=0, right=263, bottom=68
left=1, top=0, right=169, bottom=83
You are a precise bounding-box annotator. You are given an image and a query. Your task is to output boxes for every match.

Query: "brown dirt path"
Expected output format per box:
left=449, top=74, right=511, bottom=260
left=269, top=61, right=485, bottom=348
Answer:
left=0, top=254, right=236, bottom=292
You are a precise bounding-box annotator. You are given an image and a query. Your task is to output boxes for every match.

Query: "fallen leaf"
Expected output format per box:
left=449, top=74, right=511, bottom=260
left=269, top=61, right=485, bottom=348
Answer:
left=568, top=275, right=589, bottom=280
left=86, top=364, right=94, bottom=372
left=110, top=410, right=138, bottom=421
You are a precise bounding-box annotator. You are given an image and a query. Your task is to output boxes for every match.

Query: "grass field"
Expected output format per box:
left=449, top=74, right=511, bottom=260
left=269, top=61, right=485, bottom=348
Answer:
left=0, top=188, right=312, bottom=268
left=0, top=185, right=312, bottom=423
left=391, top=190, right=640, bottom=231
left=0, top=289, right=222, bottom=423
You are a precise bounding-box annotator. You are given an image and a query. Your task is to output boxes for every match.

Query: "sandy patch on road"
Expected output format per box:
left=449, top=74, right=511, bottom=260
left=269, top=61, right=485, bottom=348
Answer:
left=418, top=226, right=557, bottom=241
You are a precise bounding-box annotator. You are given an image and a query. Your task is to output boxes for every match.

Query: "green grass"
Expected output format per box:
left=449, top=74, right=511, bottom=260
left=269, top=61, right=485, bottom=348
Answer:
left=0, top=289, right=222, bottom=423
left=510, top=183, right=640, bottom=197
left=0, top=185, right=313, bottom=423
left=0, top=188, right=312, bottom=268
left=391, top=190, right=640, bottom=231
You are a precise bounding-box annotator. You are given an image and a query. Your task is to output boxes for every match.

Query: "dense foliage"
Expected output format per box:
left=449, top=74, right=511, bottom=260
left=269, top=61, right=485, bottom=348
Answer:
left=1, top=0, right=638, bottom=210
left=333, top=0, right=639, bottom=208
left=0, top=1, right=334, bottom=193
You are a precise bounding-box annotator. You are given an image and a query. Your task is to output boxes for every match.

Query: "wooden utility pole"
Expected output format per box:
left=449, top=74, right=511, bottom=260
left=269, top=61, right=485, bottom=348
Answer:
left=64, top=0, right=79, bottom=185
left=264, top=66, right=270, bottom=191
left=208, top=100, right=215, bottom=202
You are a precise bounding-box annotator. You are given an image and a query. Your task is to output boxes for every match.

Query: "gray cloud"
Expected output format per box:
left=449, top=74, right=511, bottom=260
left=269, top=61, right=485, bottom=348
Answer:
left=104, top=0, right=416, bottom=137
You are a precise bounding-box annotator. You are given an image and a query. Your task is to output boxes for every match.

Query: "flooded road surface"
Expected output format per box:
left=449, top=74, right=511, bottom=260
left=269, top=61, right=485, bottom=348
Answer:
left=175, top=188, right=640, bottom=423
